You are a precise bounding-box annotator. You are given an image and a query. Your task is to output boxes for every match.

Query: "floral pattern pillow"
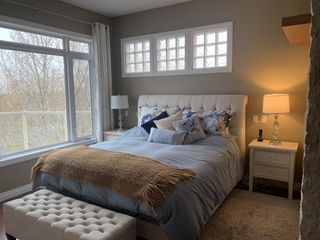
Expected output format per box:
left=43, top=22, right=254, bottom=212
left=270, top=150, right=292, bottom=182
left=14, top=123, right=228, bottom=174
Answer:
left=139, top=106, right=162, bottom=126
left=182, top=109, right=202, bottom=119
left=201, top=111, right=232, bottom=136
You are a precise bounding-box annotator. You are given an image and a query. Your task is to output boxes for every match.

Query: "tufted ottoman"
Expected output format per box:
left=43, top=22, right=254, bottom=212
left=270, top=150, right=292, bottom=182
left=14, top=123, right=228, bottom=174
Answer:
left=3, top=189, right=136, bottom=240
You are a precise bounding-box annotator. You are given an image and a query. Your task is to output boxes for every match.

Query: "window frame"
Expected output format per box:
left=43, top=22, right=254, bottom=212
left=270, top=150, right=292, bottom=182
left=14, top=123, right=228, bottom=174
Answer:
left=121, top=22, right=233, bottom=78
left=0, top=15, right=96, bottom=166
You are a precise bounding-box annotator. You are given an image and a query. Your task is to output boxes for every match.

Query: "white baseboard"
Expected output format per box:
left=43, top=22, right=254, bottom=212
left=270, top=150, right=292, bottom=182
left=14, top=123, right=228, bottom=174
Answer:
left=0, top=183, right=32, bottom=203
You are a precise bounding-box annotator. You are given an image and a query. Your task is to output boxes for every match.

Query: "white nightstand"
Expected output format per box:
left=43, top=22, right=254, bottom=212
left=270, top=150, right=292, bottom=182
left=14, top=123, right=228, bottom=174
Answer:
left=103, top=129, right=127, bottom=141
left=248, top=139, right=298, bottom=199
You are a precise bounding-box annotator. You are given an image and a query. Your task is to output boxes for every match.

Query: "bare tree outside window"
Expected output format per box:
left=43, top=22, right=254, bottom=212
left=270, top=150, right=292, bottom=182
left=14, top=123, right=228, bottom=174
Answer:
left=0, top=28, right=93, bottom=156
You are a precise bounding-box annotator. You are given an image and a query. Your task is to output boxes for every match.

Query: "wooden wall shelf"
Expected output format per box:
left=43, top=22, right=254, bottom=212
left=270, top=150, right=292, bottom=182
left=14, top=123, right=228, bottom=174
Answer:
left=282, top=14, right=311, bottom=46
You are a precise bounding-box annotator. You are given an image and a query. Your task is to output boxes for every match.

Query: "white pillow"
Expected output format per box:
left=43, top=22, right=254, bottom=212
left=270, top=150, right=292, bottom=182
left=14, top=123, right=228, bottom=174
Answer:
left=154, top=111, right=182, bottom=130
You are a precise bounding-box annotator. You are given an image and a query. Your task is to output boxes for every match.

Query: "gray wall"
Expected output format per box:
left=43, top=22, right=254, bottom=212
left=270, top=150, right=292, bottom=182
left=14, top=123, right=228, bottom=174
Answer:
left=0, top=0, right=111, bottom=193
left=111, top=0, right=310, bottom=182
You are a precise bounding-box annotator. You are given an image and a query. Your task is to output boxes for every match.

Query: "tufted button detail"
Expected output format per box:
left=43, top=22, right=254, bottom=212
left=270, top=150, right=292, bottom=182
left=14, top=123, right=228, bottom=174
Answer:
left=4, top=189, right=136, bottom=240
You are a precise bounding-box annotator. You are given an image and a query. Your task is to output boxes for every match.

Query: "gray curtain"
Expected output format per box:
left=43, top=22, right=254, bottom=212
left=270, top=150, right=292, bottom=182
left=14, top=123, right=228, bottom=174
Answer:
left=92, top=22, right=113, bottom=142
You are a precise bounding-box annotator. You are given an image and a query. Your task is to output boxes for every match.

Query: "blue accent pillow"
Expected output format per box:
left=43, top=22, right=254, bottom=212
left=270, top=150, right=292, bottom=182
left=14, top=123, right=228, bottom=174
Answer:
left=173, top=116, right=207, bottom=144
left=141, top=111, right=169, bottom=134
left=147, top=128, right=185, bottom=145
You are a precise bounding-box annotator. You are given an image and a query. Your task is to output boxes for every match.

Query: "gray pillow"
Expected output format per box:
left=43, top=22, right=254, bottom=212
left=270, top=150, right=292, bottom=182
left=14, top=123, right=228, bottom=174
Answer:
left=147, top=128, right=185, bottom=145
left=173, top=116, right=207, bottom=144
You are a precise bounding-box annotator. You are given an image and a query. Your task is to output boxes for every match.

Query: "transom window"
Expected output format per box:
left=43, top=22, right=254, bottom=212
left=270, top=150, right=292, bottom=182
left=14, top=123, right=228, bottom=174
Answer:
left=121, top=22, right=232, bottom=77
left=124, top=39, right=150, bottom=74
left=193, top=30, right=228, bottom=69
left=156, top=35, right=185, bottom=72
left=0, top=20, right=95, bottom=159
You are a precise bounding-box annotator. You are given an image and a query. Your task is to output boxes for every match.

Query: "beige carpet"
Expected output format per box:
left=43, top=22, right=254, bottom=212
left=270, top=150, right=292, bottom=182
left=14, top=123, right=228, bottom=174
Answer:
left=201, top=189, right=300, bottom=240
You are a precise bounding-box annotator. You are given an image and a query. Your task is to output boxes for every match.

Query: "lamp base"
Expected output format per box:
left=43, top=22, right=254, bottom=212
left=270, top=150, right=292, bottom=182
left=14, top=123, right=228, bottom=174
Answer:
left=117, top=128, right=125, bottom=133
left=269, top=139, right=282, bottom=145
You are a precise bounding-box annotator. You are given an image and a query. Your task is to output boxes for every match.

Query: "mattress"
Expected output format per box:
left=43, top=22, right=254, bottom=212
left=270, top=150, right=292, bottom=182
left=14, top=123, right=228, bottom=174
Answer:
left=33, top=127, right=241, bottom=240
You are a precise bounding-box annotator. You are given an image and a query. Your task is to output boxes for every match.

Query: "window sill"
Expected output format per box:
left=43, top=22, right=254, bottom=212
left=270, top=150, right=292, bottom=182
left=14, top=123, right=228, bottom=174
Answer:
left=0, top=138, right=97, bottom=168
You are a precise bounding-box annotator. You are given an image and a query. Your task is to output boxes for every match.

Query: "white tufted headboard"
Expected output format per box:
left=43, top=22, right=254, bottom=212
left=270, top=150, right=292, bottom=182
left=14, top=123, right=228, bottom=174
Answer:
left=138, top=94, right=248, bottom=177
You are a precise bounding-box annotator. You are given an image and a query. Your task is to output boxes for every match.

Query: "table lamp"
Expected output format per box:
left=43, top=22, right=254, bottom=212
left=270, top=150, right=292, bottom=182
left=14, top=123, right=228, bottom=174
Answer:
left=111, top=95, right=129, bottom=132
left=262, top=94, right=290, bottom=145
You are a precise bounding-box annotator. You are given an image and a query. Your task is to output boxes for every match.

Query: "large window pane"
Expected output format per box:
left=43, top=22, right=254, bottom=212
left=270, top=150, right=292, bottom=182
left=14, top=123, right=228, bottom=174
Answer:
left=0, top=49, right=67, bottom=155
left=0, top=27, right=63, bottom=49
left=73, top=59, right=93, bottom=138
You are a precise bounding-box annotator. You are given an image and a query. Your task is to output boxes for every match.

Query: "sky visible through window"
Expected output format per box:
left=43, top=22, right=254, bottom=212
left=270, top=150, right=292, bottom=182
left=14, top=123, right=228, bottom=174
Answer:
left=0, top=28, right=11, bottom=41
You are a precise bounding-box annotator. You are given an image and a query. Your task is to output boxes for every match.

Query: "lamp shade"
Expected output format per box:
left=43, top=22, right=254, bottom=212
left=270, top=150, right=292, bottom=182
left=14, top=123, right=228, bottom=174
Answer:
left=262, top=94, right=290, bottom=114
left=111, top=95, right=129, bottom=109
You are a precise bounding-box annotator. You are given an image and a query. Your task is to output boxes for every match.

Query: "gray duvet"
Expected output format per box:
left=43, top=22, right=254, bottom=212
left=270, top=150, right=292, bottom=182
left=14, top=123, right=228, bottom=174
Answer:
left=33, top=127, right=241, bottom=240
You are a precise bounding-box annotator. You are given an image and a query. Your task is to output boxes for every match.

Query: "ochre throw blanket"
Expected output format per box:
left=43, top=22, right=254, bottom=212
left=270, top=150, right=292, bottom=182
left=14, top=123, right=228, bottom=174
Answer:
left=31, top=146, right=196, bottom=210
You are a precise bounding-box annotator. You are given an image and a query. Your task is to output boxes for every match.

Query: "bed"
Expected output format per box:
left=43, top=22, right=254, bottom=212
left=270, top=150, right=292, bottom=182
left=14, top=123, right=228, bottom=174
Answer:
left=33, top=94, right=248, bottom=240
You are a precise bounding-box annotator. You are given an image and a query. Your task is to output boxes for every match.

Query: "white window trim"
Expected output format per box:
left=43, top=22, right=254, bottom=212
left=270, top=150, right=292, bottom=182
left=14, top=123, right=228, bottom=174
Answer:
left=121, top=21, right=233, bottom=78
left=0, top=15, right=97, bottom=165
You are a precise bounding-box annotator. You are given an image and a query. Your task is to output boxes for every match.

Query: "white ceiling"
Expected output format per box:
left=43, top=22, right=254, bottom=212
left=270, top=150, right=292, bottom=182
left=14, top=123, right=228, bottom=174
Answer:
left=61, top=0, right=192, bottom=17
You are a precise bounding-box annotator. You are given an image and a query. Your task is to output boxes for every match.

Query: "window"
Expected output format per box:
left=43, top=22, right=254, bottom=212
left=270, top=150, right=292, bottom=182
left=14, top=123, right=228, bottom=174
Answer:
left=121, top=22, right=232, bottom=77
left=0, top=26, right=63, bottom=49
left=123, top=39, right=150, bottom=74
left=0, top=20, right=95, bottom=158
left=69, top=40, right=90, bottom=53
left=192, top=30, right=228, bottom=69
left=156, top=35, right=185, bottom=72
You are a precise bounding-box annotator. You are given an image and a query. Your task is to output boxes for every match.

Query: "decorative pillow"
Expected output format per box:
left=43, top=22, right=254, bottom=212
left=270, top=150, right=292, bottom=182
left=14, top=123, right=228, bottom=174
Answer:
left=162, top=106, right=180, bottom=116
left=182, top=109, right=202, bottom=119
left=173, top=116, right=207, bottom=144
left=139, top=106, right=162, bottom=126
left=154, top=111, right=182, bottom=130
left=141, top=111, right=168, bottom=134
left=147, top=128, right=185, bottom=145
left=201, top=111, right=232, bottom=136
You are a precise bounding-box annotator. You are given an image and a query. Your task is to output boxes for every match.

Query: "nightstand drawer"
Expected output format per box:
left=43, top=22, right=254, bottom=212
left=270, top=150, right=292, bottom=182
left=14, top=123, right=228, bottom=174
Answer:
left=253, top=149, right=289, bottom=166
left=253, top=164, right=289, bottom=181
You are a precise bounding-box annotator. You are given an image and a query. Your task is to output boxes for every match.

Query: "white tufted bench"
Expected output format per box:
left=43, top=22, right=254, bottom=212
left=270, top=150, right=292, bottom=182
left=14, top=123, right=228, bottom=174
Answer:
left=3, top=189, right=136, bottom=240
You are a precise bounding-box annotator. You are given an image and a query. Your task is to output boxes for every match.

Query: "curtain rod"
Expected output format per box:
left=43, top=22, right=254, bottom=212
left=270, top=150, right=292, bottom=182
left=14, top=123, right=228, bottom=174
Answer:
left=4, top=0, right=95, bottom=26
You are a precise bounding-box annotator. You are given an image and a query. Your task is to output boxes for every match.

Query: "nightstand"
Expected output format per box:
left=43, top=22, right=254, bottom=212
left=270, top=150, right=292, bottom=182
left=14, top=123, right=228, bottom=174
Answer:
left=248, top=139, right=298, bottom=199
left=103, top=129, right=127, bottom=141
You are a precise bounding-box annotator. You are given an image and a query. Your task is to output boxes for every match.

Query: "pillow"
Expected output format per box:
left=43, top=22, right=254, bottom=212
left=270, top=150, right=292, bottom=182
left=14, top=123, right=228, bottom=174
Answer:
left=201, top=111, right=232, bottom=136
left=154, top=111, right=182, bottom=130
left=173, top=116, right=207, bottom=144
left=182, top=109, right=201, bottom=119
left=141, top=111, right=169, bottom=134
left=162, top=106, right=180, bottom=116
left=139, top=106, right=162, bottom=126
left=147, top=128, right=185, bottom=145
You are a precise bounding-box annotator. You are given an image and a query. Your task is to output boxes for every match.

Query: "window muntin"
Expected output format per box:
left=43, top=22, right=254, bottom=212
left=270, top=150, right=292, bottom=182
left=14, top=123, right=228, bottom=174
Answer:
left=124, top=40, right=150, bottom=74
left=0, top=26, right=63, bottom=49
left=121, top=22, right=232, bottom=77
left=0, top=22, right=94, bottom=158
left=156, top=35, right=185, bottom=72
left=193, top=30, right=228, bottom=69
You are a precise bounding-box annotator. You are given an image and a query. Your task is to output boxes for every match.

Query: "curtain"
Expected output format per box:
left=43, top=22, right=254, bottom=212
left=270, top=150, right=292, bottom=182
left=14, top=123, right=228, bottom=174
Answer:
left=92, top=22, right=113, bottom=142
